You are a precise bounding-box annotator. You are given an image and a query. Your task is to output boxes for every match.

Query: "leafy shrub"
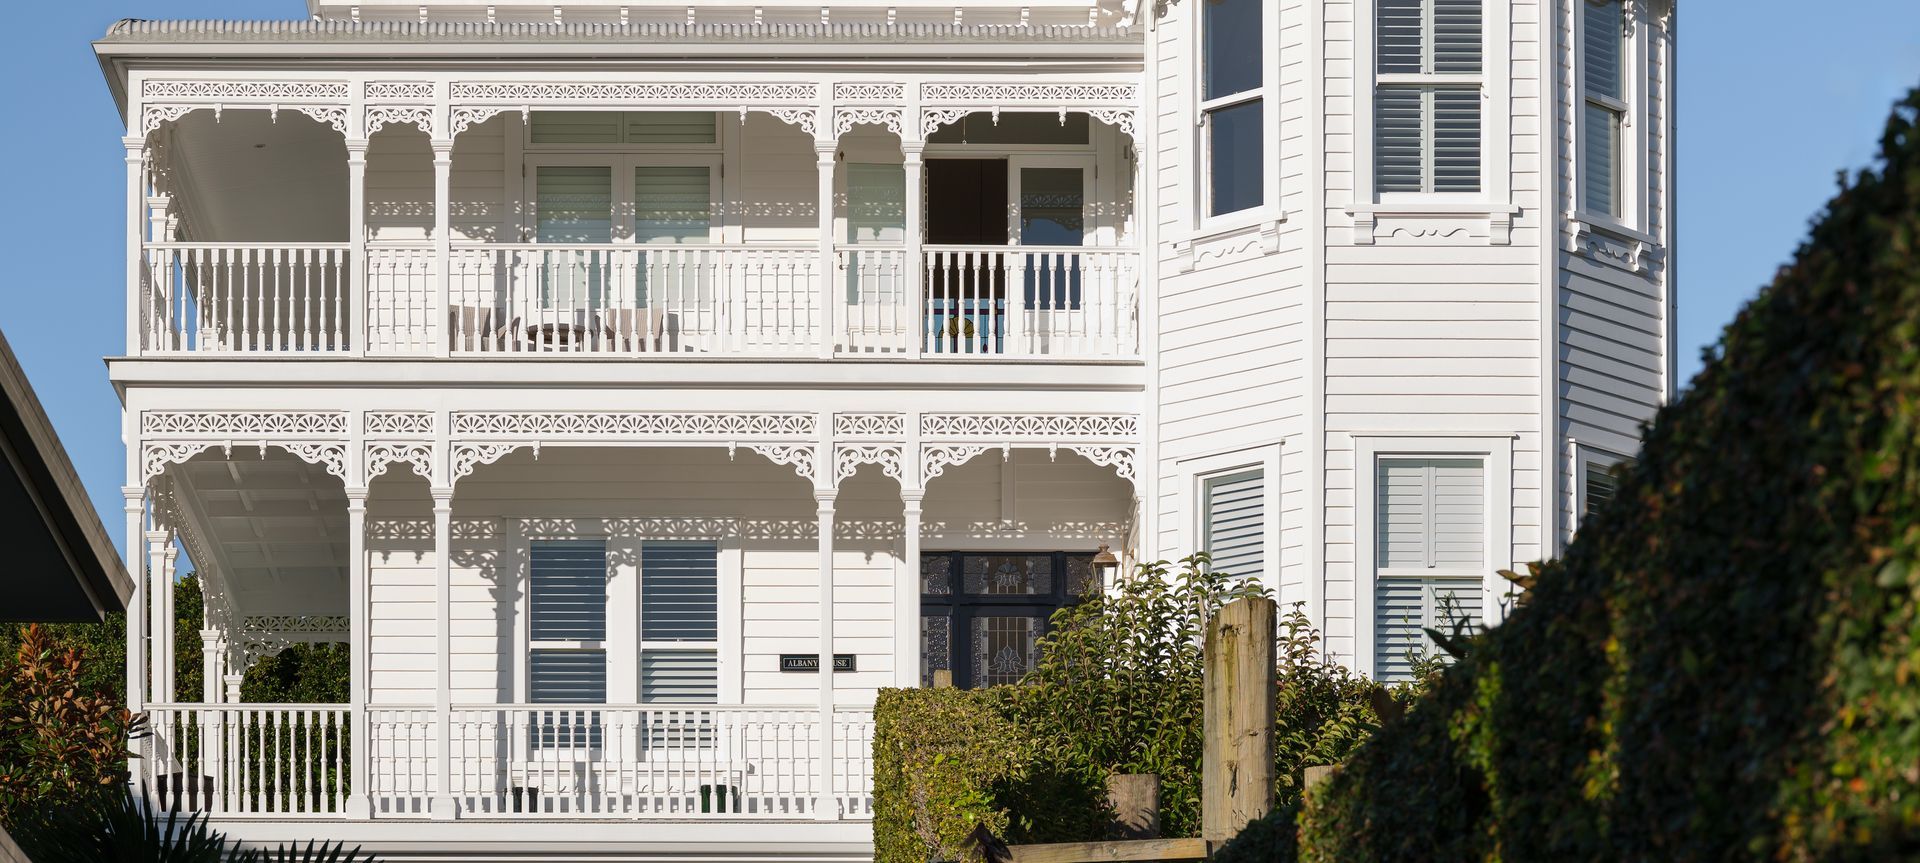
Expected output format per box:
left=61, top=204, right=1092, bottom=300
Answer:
left=10, top=790, right=376, bottom=862
left=874, top=555, right=1394, bottom=861
left=0, top=624, right=139, bottom=824
left=1219, top=86, right=1920, bottom=862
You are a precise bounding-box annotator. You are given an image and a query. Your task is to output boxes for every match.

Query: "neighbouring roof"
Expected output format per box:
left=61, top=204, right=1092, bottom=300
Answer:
left=99, top=19, right=1139, bottom=45
left=0, top=330, right=130, bottom=622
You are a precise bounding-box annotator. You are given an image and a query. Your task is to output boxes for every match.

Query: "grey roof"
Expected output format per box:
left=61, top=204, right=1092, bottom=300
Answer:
left=101, top=18, right=1139, bottom=44
left=0, top=330, right=130, bottom=622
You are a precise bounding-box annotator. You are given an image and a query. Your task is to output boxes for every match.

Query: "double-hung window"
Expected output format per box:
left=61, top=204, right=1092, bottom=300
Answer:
left=1202, top=469, right=1267, bottom=582
left=1372, top=457, right=1487, bottom=682
left=527, top=541, right=609, bottom=748
left=1374, top=0, right=1484, bottom=194
left=1199, top=0, right=1265, bottom=217
left=639, top=542, right=720, bottom=747
left=1574, top=448, right=1633, bottom=535
left=1581, top=0, right=1629, bottom=219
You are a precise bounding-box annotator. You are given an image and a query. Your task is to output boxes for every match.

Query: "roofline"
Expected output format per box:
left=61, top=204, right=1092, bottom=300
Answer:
left=0, top=330, right=132, bottom=618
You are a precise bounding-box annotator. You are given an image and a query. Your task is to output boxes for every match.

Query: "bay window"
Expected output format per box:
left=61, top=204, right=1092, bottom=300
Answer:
left=1582, top=0, right=1630, bottom=220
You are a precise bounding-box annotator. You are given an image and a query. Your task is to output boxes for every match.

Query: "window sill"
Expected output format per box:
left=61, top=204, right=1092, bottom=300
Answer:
left=1171, top=213, right=1287, bottom=273
left=1566, top=213, right=1659, bottom=274
left=1346, top=202, right=1522, bottom=246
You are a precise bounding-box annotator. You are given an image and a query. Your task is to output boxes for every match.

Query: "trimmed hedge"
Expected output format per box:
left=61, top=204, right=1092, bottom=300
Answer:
left=1217, top=87, right=1920, bottom=861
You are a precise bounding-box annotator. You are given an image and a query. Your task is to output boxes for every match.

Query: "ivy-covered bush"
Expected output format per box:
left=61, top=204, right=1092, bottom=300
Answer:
left=1215, top=87, right=1920, bottom=862
left=874, top=556, right=1393, bottom=862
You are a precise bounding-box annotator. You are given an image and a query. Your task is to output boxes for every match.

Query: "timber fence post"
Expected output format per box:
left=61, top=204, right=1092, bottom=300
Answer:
left=1201, top=595, right=1276, bottom=844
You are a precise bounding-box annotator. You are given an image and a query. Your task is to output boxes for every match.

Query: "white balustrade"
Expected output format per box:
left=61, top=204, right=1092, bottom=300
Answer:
left=145, top=704, right=350, bottom=817
left=921, top=245, right=1140, bottom=358
left=136, top=241, right=1139, bottom=359
left=444, top=244, right=822, bottom=356
left=145, top=703, right=872, bottom=821
left=142, top=244, right=350, bottom=354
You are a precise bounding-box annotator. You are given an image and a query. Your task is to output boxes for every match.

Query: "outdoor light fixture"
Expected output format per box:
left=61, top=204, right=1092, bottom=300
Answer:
left=1092, top=543, right=1121, bottom=589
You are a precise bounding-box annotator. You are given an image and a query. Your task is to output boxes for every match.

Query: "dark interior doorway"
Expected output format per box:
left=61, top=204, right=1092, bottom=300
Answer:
left=925, top=159, right=1008, bottom=244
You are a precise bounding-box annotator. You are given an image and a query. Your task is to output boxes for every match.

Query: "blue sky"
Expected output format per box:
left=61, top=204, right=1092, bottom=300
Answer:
left=4, top=0, right=1920, bottom=545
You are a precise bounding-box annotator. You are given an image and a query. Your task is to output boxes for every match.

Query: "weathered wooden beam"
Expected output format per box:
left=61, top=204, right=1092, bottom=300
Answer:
left=1201, top=595, right=1277, bottom=842
left=1107, top=773, right=1161, bottom=839
left=1005, top=837, right=1210, bottom=863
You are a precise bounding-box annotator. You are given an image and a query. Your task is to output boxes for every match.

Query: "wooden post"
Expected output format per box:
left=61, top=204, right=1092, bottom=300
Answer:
left=1201, top=596, right=1276, bottom=843
left=1107, top=774, right=1161, bottom=840
left=932, top=669, right=953, bottom=689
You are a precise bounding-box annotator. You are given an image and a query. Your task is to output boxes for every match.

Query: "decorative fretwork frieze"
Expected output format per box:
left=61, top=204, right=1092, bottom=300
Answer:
left=920, top=83, right=1138, bottom=104
left=834, top=413, right=905, bottom=437
left=921, top=414, right=1139, bottom=440
left=922, top=443, right=997, bottom=483
left=142, top=80, right=351, bottom=101
left=451, top=442, right=522, bottom=483
left=290, top=105, right=350, bottom=135
left=141, top=105, right=202, bottom=135
left=143, top=411, right=348, bottom=437
left=747, top=444, right=818, bottom=482
left=836, top=444, right=904, bottom=484
left=366, top=411, right=434, bottom=436
left=450, top=106, right=510, bottom=137
left=142, top=442, right=215, bottom=484
left=277, top=442, right=349, bottom=482
left=364, top=81, right=434, bottom=101
left=920, top=107, right=974, bottom=138
left=451, top=82, right=817, bottom=103
left=833, top=82, right=906, bottom=102
left=1067, top=445, right=1138, bottom=482
left=762, top=107, right=819, bottom=137
left=835, top=106, right=905, bottom=137
left=365, top=442, right=434, bottom=483
left=365, top=105, right=434, bottom=136
left=238, top=614, right=349, bottom=670
left=452, top=411, right=817, bottom=439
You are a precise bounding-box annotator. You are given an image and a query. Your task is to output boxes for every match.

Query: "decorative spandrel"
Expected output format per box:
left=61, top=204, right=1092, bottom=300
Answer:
left=971, top=616, right=1042, bottom=687
left=920, top=615, right=952, bottom=688
left=920, top=556, right=953, bottom=595
left=963, top=555, right=1054, bottom=596
left=1065, top=554, right=1101, bottom=596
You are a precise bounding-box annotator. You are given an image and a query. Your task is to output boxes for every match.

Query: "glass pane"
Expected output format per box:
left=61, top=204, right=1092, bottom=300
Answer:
left=972, top=616, right=1042, bottom=687
left=1205, top=470, right=1265, bottom=581
left=921, top=615, right=952, bottom=687
left=530, top=111, right=622, bottom=144
left=1583, top=0, right=1624, bottom=100
left=1065, top=554, right=1100, bottom=596
left=536, top=166, right=613, bottom=243
left=634, top=166, right=712, bottom=243
left=926, top=112, right=1090, bottom=145
left=1207, top=100, right=1264, bottom=216
left=1583, top=102, right=1622, bottom=217
left=1202, top=0, right=1263, bottom=101
left=529, top=541, right=607, bottom=641
left=921, top=555, right=953, bottom=595
left=1019, top=167, right=1085, bottom=246
left=1432, top=0, right=1484, bottom=75
left=624, top=111, right=718, bottom=144
left=1374, top=87, right=1425, bottom=193
left=1432, top=88, right=1483, bottom=193
left=847, top=164, right=907, bottom=245
left=641, top=542, right=718, bottom=642
left=963, top=555, right=1054, bottom=595
left=640, top=649, right=718, bottom=703
left=1376, top=0, right=1424, bottom=74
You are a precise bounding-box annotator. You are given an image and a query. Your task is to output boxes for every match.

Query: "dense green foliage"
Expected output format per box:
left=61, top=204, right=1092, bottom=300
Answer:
left=1216, top=87, right=1920, bottom=862
left=0, top=625, right=138, bottom=824
left=10, top=790, right=376, bottom=862
left=873, top=556, right=1393, bottom=863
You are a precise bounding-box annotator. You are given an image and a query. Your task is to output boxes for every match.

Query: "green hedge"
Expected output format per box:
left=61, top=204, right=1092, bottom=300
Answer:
left=1215, top=87, right=1920, bottom=862
left=874, top=567, right=1392, bottom=863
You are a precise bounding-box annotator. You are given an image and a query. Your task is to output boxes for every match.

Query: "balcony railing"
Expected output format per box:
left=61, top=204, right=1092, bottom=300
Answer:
left=142, top=703, right=875, bottom=821
left=138, top=242, right=1138, bottom=360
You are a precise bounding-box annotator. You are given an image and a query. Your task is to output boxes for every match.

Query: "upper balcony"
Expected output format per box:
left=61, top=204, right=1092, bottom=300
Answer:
left=125, top=72, right=1144, bottom=366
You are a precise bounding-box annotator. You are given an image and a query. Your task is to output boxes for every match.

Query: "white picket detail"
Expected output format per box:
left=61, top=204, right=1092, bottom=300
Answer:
left=142, top=244, right=351, bottom=354
left=145, top=704, right=350, bottom=817
left=922, top=245, right=1139, bottom=358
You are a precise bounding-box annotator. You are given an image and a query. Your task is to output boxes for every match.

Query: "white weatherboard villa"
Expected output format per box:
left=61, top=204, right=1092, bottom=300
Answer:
left=99, top=0, right=1674, bottom=857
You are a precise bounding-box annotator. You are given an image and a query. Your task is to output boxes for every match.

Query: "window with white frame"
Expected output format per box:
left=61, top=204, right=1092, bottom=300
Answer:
left=1581, top=0, right=1629, bottom=219
left=1202, top=468, right=1266, bottom=582
left=639, top=542, right=720, bottom=705
left=1575, top=449, right=1632, bottom=531
left=1374, top=0, right=1484, bottom=194
left=1200, top=0, right=1265, bottom=217
left=527, top=540, right=609, bottom=747
left=1372, top=457, right=1487, bottom=682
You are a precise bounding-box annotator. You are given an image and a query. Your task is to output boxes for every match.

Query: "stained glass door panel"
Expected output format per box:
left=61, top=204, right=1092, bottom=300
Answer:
left=919, top=551, right=1097, bottom=688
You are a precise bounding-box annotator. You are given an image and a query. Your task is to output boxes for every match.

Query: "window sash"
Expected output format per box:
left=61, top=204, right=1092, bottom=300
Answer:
left=1373, top=575, right=1484, bottom=681
left=1374, top=84, right=1483, bottom=194
left=1202, top=469, right=1266, bottom=582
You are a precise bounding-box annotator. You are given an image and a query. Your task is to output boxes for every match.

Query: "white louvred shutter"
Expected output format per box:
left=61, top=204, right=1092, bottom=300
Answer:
left=1375, top=0, right=1424, bottom=74
left=529, top=542, right=608, bottom=642
left=1432, top=0, right=1484, bottom=74
left=1377, top=457, right=1484, bottom=571
left=1583, top=0, right=1624, bottom=100
left=641, top=542, right=719, bottom=705
left=1585, top=461, right=1622, bottom=516
left=641, top=651, right=719, bottom=704
left=1583, top=103, right=1621, bottom=215
left=1430, top=89, right=1483, bottom=193
left=1375, top=576, right=1484, bottom=682
left=1204, top=470, right=1266, bottom=581
left=1374, top=87, right=1426, bottom=193
left=1429, top=458, right=1485, bottom=569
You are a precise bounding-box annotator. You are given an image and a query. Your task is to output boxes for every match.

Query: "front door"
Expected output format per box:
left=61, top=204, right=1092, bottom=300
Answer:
left=924, top=159, right=1009, bottom=352
left=919, top=551, right=1099, bottom=688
